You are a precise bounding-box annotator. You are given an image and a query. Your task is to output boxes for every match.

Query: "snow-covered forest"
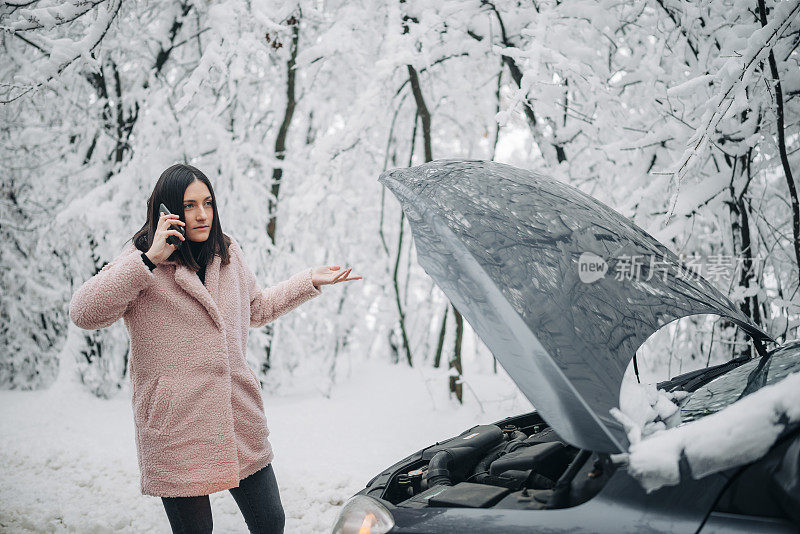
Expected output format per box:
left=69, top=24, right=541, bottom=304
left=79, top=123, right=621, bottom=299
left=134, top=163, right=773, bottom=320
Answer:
left=1, top=0, right=799, bottom=530
left=3, top=0, right=798, bottom=394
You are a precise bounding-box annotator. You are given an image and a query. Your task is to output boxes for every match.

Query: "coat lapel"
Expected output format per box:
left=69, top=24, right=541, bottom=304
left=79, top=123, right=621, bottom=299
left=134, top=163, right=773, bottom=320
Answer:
left=166, top=254, right=223, bottom=330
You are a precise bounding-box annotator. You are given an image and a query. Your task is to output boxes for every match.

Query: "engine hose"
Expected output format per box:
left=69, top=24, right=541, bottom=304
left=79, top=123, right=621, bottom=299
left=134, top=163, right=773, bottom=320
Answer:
left=511, top=431, right=527, bottom=442
left=471, top=437, right=529, bottom=484
left=426, top=450, right=454, bottom=487
left=548, top=449, right=592, bottom=509
left=471, top=444, right=507, bottom=484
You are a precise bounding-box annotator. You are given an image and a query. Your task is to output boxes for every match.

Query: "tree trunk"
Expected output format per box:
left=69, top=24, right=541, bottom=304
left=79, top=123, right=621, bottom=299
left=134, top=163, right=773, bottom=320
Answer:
left=267, top=16, right=300, bottom=245
left=757, top=0, right=800, bottom=282
left=449, top=304, right=464, bottom=403
left=433, top=304, right=448, bottom=368
left=727, top=148, right=763, bottom=359
left=393, top=211, right=413, bottom=366
left=472, top=3, right=567, bottom=166
left=262, top=15, right=301, bottom=369
left=407, top=59, right=464, bottom=395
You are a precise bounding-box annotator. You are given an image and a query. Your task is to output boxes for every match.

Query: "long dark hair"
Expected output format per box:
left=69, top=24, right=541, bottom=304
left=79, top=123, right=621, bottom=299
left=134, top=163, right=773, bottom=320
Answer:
left=129, top=163, right=231, bottom=271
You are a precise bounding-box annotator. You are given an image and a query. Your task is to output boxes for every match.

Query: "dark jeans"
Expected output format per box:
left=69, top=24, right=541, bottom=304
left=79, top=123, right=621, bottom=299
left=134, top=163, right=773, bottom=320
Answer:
left=161, top=463, right=285, bottom=534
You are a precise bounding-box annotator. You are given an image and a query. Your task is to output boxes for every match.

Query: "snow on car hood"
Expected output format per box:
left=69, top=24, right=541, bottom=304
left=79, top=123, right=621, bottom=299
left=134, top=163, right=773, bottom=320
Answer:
left=378, top=159, right=773, bottom=454
left=620, top=370, right=800, bottom=492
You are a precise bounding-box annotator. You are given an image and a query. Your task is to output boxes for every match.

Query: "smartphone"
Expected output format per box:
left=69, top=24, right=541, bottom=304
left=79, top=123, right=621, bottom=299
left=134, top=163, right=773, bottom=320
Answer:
left=159, top=203, right=186, bottom=247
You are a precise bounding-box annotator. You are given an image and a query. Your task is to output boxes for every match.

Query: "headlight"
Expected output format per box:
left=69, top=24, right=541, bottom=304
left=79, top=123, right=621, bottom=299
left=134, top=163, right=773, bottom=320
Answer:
left=331, top=495, right=395, bottom=534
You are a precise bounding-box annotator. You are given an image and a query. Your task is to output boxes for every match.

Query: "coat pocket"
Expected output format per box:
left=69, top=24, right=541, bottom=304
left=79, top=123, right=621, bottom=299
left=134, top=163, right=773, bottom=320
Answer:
left=245, top=367, right=266, bottom=414
left=139, top=376, right=173, bottom=433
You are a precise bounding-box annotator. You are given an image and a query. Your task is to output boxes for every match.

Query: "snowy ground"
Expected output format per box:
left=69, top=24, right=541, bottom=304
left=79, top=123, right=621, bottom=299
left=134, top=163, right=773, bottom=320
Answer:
left=0, top=361, right=530, bottom=533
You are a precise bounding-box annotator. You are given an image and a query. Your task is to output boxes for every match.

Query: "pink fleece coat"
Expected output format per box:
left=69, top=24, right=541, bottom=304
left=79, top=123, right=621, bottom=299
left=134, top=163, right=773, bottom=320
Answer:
left=68, top=235, right=322, bottom=497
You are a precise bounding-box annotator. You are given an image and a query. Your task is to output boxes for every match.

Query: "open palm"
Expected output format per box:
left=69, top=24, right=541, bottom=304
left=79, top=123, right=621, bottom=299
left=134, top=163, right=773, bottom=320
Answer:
left=311, top=265, right=362, bottom=287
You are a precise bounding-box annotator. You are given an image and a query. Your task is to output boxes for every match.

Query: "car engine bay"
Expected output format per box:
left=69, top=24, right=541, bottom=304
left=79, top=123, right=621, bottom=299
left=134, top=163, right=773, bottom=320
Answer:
left=364, top=413, right=615, bottom=511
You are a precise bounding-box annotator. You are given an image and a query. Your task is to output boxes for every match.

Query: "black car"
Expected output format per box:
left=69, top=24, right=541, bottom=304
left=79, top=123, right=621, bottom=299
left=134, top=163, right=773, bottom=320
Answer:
left=331, top=160, right=800, bottom=533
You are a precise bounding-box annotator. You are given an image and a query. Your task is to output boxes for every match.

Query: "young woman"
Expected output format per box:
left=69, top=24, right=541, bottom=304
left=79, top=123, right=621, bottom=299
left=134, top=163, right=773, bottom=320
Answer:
left=69, top=163, right=361, bottom=534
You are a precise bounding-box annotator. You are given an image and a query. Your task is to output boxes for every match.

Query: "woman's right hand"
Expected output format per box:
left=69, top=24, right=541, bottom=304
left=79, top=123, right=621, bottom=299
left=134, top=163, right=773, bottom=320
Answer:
left=145, top=213, right=185, bottom=265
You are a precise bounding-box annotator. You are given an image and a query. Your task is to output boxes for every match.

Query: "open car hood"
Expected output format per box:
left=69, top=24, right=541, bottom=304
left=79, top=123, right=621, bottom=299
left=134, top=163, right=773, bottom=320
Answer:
left=378, top=160, right=773, bottom=454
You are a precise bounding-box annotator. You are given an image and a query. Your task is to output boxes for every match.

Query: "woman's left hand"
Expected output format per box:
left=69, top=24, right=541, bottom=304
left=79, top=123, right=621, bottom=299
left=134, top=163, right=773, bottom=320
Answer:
left=311, top=265, right=362, bottom=288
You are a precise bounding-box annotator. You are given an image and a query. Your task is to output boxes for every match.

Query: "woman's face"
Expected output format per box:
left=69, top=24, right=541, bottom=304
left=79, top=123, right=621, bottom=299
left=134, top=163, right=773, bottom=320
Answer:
left=183, top=180, right=214, bottom=242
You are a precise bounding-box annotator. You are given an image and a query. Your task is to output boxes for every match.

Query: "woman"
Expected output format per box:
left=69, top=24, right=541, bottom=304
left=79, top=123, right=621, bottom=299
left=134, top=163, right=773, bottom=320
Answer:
left=69, top=163, right=361, bottom=533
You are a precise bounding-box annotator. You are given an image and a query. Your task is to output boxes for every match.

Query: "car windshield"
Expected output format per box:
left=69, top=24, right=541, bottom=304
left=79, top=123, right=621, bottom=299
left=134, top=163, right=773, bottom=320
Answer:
left=678, top=341, right=800, bottom=424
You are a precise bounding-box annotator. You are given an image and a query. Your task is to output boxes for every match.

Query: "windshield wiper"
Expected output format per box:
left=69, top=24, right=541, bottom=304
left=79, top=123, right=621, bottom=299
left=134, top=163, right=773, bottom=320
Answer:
left=656, top=355, right=751, bottom=393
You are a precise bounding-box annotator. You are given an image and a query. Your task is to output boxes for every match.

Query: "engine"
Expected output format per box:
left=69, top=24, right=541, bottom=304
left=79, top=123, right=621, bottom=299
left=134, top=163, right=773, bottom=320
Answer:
left=373, top=413, right=614, bottom=511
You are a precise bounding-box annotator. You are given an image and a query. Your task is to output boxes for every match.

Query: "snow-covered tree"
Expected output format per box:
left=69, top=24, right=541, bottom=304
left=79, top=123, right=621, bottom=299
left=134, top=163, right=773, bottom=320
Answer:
left=1, top=0, right=797, bottom=396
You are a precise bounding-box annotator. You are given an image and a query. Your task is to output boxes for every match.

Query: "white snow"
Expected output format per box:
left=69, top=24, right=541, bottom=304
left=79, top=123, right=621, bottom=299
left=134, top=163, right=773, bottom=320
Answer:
left=613, top=371, right=800, bottom=493
left=665, top=74, right=715, bottom=98
left=612, top=375, right=685, bottom=446
left=0, top=360, right=530, bottom=532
